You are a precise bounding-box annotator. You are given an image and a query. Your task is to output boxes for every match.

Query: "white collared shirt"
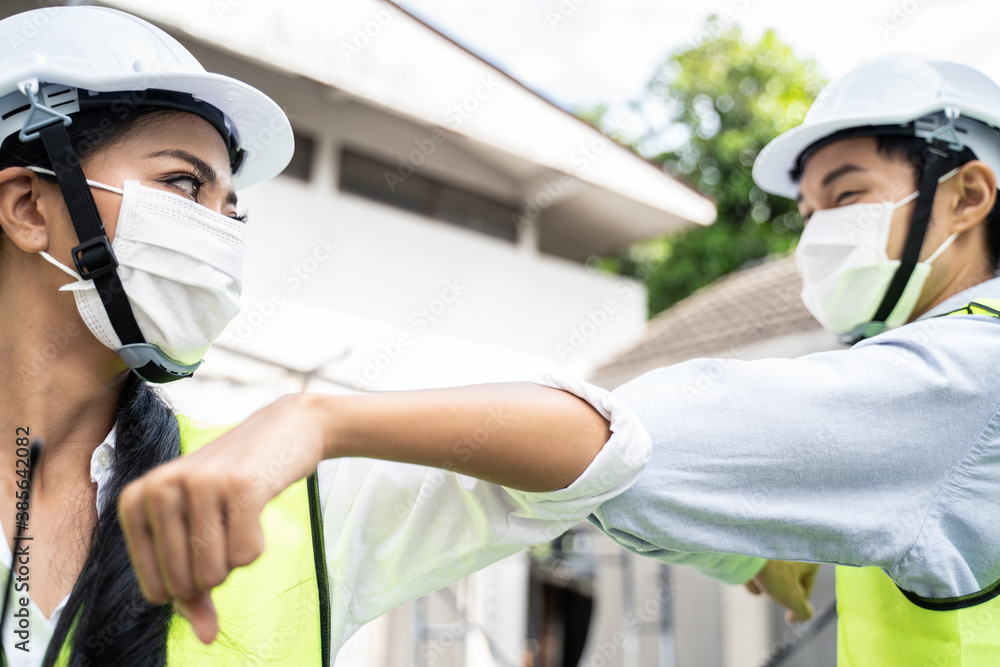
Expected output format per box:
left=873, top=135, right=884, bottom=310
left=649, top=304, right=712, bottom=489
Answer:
left=0, top=374, right=651, bottom=665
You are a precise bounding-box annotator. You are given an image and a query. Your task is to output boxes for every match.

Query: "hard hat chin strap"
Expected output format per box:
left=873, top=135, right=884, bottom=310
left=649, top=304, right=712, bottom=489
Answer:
left=21, top=81, right=197, bottom=383
left=867, top=143, right=954, bottom=328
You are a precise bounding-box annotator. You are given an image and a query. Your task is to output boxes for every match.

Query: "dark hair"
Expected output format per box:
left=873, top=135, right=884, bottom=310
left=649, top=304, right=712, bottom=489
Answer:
left=874, top=135, right=1000, bottom=270
left=0, top=107, right=184, bottom=666
left=790, top=132, right=1000, bottom=270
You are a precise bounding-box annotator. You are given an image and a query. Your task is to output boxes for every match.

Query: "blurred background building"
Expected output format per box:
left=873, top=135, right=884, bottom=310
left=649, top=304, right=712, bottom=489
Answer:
left=588, top=255, right=841, bottom=667
left=3, top=0, right=859, bottom=665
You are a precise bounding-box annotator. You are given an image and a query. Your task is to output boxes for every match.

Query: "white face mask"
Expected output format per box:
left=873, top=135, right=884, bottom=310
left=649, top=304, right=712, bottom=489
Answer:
left=34, top=168, right=245, bottom=366
left=794, top=168, right=959, bottom=339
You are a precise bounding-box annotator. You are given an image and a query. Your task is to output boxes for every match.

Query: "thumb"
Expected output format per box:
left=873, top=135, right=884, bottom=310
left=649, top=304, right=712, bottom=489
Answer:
left=786, top=586, right=814, bottom=623
left=175, top=592, right=218, bottom=644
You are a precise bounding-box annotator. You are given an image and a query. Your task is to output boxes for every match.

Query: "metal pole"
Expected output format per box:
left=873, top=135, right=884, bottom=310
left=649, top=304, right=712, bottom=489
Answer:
left=759, top=600, right=837, bottom=667
left=658, top=564, right=677, bottom=667
left=414, top=596, right=427, bottom=667
left=621, top=552, right=639, bottom=667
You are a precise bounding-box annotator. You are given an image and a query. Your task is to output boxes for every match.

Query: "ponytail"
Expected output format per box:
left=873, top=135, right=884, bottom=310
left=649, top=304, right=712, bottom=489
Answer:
left=43, top=372, right=180, bottom=667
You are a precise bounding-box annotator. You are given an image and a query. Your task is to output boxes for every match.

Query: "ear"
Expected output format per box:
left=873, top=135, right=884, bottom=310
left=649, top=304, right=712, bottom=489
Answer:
left=947, top=160, right=997, bottom=235
left=0, top=167, right=58, bottom=254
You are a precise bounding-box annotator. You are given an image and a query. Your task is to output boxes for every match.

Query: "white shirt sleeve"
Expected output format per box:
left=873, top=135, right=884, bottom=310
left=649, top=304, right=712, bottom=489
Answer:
left=589, top=313, right=1000, bottom=599
left=316, top=374, right=650, bottom=651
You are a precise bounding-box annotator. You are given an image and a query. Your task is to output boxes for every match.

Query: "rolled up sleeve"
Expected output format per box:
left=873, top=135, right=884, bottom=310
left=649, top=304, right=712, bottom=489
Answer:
left=318, top=374, right=651, bottom=648
left=510, top=373, right=652, bottom=512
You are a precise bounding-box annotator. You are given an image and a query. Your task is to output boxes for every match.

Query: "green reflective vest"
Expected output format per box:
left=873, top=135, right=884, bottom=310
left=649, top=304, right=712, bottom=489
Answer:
left=52, top=415, right=331, bottom=666
left=836, top=298, right=1000, bottom=667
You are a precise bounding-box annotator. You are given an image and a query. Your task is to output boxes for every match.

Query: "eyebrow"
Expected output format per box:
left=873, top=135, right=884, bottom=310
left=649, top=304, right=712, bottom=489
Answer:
left=796, top=163, right=868, bottom=203
left=145, top=149, right=238, bottom=208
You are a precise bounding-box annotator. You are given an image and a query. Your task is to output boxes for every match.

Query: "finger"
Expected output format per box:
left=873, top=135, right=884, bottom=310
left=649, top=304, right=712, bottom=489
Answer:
left=119, top=482, right=166, bottom=602
left=787, top=583, right=814, bottom=622
left=800, top=563, right=819, bottom=597
left=145, top=478, right=195, bottom=602
left=223, top=480, right=266, bottom=570
left=175, top=592, right=218, bottom=645
left=186, top=480, right=228, bottom=593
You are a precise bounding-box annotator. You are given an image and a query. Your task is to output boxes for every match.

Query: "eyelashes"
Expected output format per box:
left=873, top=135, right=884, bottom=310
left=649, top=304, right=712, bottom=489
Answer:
left=160, top=173, right=204, bottom=199
left=160, top=173, right=248, bottom=223
left=835, top=190, right=862, bottom=203
left=801, top=189, right=867, bottom=221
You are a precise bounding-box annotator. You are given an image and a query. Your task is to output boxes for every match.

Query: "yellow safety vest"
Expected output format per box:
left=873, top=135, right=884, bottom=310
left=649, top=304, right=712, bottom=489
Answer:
left=836, top=298, right=1000, bottom=667
left=50, top=415, right=331, bottom=666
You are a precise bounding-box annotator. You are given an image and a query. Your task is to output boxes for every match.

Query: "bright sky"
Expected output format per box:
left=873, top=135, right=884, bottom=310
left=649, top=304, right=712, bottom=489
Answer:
left=396, top=0, right=1000, bottom=143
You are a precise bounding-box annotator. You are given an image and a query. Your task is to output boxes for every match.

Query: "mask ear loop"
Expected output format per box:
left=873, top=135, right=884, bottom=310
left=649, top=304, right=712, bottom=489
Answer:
left=31, top=165, right=123, bottom=284
left=890, top=167, right=960, bottom=211
left=38, top=249, right=84, bottom=282
left=32, top=166, right=120, bottom=285
left=27, top=166, right=124, bottom=195
left=923, top=228, right=961, bottom=266
left=26, top=163, right=197, bottom=383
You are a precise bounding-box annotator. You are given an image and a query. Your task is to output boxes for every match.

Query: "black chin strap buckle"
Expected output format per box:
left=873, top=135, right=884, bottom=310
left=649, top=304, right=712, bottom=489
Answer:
left=71, top=235, right=119, bottom=281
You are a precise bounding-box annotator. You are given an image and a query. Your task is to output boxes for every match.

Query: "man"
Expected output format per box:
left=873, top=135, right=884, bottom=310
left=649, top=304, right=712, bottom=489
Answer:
left=590, top=55, right=1000, bottom=666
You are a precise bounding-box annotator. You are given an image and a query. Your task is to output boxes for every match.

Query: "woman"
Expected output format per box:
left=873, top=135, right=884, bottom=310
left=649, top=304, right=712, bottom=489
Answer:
left=0, top=6, right=649, bottom=666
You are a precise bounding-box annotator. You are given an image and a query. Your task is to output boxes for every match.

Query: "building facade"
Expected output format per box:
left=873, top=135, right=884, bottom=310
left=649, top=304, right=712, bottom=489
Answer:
left=1, top=1, right=720, bottom=665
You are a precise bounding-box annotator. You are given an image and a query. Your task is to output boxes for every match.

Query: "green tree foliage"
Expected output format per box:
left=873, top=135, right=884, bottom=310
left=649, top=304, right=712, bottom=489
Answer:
left=586, top=20, right=826, bottom=317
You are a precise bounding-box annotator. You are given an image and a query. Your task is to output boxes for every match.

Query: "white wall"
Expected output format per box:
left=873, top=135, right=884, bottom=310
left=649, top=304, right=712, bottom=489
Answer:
left=160, top=67, right=649, bottom=667
left=166, top=125, right=648, bottom=413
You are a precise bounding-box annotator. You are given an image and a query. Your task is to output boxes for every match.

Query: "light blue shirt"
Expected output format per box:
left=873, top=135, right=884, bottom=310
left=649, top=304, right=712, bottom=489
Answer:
left=590, top=277, right=1000, bottom=599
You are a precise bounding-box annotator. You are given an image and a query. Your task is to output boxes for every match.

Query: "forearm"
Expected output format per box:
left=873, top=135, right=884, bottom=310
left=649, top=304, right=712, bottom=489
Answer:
left=310, top=381, right=612, bottom=492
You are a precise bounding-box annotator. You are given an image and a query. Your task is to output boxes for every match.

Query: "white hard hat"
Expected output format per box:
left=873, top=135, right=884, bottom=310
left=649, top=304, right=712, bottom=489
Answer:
left=753, top=55, right=1000, bottom=199
left=0, top=6, right=292, bottom=189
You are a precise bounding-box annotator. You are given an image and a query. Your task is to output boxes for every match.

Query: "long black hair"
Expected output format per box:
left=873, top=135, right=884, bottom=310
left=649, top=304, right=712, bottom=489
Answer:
left=0, top=106, right=186, bottom=666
